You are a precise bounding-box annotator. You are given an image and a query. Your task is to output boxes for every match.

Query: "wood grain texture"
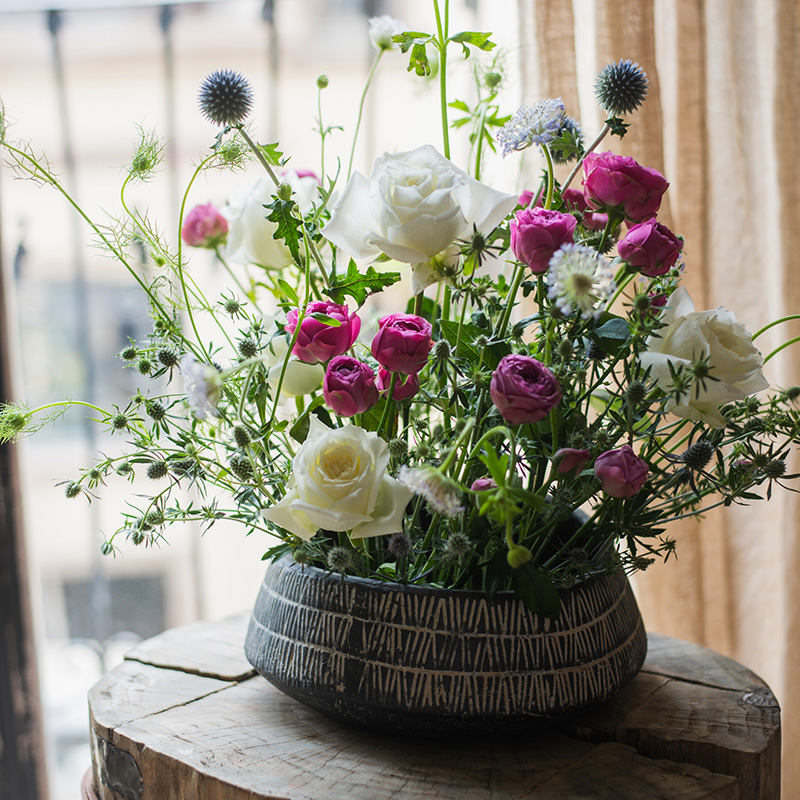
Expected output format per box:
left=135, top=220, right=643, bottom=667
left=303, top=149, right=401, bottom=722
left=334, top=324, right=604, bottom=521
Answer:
left=87, top=618, right=780, bottom=799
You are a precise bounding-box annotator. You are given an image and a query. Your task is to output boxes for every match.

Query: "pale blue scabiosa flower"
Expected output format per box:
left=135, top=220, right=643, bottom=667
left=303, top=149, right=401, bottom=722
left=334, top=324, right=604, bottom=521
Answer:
left=547, top=243, right=616, bottom=318
left=180, top=355, right=222, bottom=419
left=496, top=98, right=566, bottom=157
left=398, top=465, right=464, bottom=518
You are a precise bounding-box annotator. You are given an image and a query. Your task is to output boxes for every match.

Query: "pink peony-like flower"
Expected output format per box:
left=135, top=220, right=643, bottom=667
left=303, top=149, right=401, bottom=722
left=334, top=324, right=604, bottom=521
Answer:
left=285, top=301, right=361, bottom=364
left=561, top=187, right=608, bottom=231
left=490, top=354, right=562, bottom=425
left=594, top=445, right=649, bottom=498
left=617, top=219, right=683, bottom=277
left=582, top=151, right=668, bottom=223
left=470, top=477, right=497, bottom=492
left=181, top=203, right=228, bottom=248
left=323, top=356, right=379, bottom=417
left=376, top=368, right=420, bottom=401
left=511, top=207, right=577, bottom=274
left=371, top=314, right=433, bottom=375
left=553, top=448, right=591, bottom=477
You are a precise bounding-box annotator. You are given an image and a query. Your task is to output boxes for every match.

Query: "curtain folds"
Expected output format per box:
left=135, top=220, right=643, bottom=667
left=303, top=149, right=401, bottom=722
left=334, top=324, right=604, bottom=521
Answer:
left=519, top=0, right=800, bottom=793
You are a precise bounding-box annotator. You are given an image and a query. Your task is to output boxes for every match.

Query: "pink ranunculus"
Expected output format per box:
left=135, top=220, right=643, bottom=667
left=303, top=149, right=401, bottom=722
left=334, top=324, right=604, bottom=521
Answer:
left=285, top=301, right=361, bottom=364
left=594, top=445, right=649, bottom=498
left=617, top=219, right=683, bottom=277
left=553, top=448, right=591, bottom=477
left=376, top=368, right=420, bottom=401
left=517, top=189, right=541, bottom=208
left=181, top=203, right=229, bottom=248
left=490, top=354, right=562, bottom=425
left=510, top=207, right=577, bottom=274
left=561, top=187, right=608, bottom=231
left=371, top=314, right=433, bottom=375
left=470, top=477, right=497, bottom=492
left=582, top=151, right=668, bottom=223
left=322, top=356, right=379, bottom=417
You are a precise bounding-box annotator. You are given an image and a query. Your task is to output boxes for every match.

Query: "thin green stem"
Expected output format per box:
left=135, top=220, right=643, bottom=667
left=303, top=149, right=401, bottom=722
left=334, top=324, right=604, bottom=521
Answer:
left=753, top=315, right=800, bottom=340
left=348, top=49, right=383, bottom=179
left=433, top=0, right=450, bottom=159
left=562, top=123, right=611, bottom=194
left=495, top=262, right=525, bottom=340
left=541, top=144, right=555, bottom=209
left=764, top=336, right=800, bottom=364
left=235, top=126, right=281, bottom=185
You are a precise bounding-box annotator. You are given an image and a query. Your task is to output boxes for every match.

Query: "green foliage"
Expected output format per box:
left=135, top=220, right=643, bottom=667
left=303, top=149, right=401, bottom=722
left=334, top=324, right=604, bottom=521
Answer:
left=325, top=260, right=402, bottom=307
left=449, top=31, right=496, bottom=59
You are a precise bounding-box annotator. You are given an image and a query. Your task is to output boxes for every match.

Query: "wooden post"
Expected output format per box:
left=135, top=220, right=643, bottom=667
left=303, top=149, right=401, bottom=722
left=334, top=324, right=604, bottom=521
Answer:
left=0, top=170, right=48, bottom=800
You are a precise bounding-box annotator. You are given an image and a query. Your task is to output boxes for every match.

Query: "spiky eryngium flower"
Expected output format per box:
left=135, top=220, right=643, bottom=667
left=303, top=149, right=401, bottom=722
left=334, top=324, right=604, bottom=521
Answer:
left=595, top=59, right=649, bottom=116
left=0, top=403, right=31, bottom=443
left=199, top=69, right=253, bottom=127
left=680, top=440, right=715, bottom=471
left=496, top=98, right=566, bottom=157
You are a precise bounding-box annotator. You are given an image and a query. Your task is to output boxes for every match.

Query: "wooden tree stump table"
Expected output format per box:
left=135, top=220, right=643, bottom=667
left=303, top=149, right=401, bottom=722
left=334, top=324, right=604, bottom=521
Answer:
left=85, top=613, right=781, bottom=800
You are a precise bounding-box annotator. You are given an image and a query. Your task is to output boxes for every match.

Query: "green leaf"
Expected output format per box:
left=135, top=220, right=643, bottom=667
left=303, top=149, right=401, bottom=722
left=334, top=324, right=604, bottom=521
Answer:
left=408, top=42, right=431, bottom=76
left=309, top=312, right=342, bottom=327
left=257, top=142, right=286, bottom=167
left=276, top=278, right=299, bottom=307
left=482, top=547, right=512, bottom=602
left=591, top=316, right=632, bottom=356
left=449, top=30, right=496, bottom=58
left=359, top=396, right=389, bottom=433
left=448, top=99, right=471, bottom=112
left=289, top=397, right=327, bottom=443
left=325, top=260, right=402, bottom=307
left=265, top=198, right=302, bottom=264
left=605, top=116, right=630, bottom=138
left=511, top=563, right=562, bottom=618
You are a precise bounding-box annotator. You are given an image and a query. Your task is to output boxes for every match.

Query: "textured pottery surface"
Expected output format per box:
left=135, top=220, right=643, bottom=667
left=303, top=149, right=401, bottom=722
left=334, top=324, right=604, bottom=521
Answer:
left=245, top=558, right=647, bottom=735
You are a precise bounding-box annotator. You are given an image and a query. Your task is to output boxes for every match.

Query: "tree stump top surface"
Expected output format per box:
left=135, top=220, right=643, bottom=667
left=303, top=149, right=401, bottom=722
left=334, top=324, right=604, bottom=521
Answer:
left=88, top=612, right=781, bottom=800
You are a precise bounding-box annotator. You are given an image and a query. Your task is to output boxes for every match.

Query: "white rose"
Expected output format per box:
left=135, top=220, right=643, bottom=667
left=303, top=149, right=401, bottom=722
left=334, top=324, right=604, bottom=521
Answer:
left=223, top=171, right=319, bottom=270
left=639, top=287, right=769, bottom=427
left=263, top=335, right=323, bottom=398
left=263, top=417, right=413, bottom=540
left=322, top=145, right=516, bottom=284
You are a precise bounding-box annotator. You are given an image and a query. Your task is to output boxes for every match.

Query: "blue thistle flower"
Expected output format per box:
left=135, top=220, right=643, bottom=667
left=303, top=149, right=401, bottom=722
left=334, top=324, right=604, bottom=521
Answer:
left=594, top=59, right=649, bottom=115
left=198, top=69, right=253, bottom=126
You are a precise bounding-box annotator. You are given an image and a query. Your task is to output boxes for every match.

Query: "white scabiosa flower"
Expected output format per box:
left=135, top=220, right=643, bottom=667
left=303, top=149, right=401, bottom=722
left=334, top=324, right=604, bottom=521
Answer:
left=496, top=99, right=566, bottom=157
left=398, top=466, right=464, bottom=518
left=368, top=15, right=406, bottom=51
left=546, top=243, right=616, bottom=318
left=180, top=355, right=222, bottom=420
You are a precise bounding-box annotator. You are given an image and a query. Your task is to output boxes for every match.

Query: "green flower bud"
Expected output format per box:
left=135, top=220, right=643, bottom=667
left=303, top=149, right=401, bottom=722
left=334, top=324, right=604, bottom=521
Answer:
left=507, top=544, right=533, bottom=569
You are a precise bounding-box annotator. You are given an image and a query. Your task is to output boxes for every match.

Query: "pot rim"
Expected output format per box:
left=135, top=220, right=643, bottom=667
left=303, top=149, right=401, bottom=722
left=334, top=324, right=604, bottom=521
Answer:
left=268, top=554, right=618, bottom=603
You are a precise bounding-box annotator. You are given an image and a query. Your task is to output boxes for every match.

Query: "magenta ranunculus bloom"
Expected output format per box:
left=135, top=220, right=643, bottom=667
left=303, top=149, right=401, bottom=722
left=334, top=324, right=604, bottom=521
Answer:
left=561, top=187, right=608, bottom=231
left=181, top=203, right=228, bottom=249
left=285, top=301, right=361, bottom=364
left=594, top=445, right=649, bottom=498
left=617, top=219, right=683, bottom=277
left=553, top=447, right=591, bottom=477
left=490, top=354, right=562, bottom=425
left=517, top=189, right=541, bottom=208
left=510, top=207, right=577, bottom=274
left=322, top=356, right=378, bottom=417
left=470, top=477, right=498, bottom=492
left=582, top=151, right=668, bottom=223
left=376, top=368, right=420, bottom=401
left=371, top=314, right=433, bottom=375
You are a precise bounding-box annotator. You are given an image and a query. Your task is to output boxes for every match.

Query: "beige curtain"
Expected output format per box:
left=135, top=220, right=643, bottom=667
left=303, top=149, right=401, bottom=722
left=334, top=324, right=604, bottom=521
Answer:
left=519, top=0, right=800, bottom=793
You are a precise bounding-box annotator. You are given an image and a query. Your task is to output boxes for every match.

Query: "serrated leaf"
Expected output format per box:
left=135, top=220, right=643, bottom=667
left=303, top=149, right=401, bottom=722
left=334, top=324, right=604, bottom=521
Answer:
left=408, top=42, right=431, bottom=76
left=511, top=563, right=562, bottom=618
left=258, top=142, right=285, bottom=166
left=325, top=260, right=402, bottom=307
left=449, top=99, right=471, bottom=112
left=265, top=198, right=302, bottom=264
left=450, top=30, right=496, bottom=58
left=605, top=116, right=630, bottom=138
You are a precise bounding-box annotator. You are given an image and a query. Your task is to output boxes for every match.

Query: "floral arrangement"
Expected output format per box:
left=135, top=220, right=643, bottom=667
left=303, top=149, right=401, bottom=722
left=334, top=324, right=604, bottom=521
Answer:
left=3, top=6, right=800, bottom=617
